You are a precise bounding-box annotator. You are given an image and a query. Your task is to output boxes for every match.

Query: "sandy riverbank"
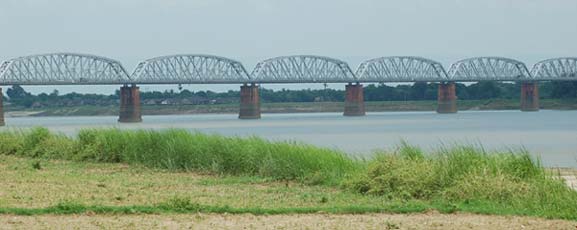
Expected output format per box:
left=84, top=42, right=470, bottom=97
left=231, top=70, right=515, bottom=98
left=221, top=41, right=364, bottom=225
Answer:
left=2, top=213, right=576, bottom=230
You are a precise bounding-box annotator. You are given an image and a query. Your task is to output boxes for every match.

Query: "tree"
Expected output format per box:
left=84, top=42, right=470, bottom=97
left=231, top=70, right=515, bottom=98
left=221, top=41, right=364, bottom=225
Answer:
left=50, top=89, right=59, bottom=97
left=410, top=82, right=428, bottom=100
left=6, top=85, right=31, bottom=99
left=551, top=81, right=577, bottom=98
left=467, top=81, right=501, bottom=99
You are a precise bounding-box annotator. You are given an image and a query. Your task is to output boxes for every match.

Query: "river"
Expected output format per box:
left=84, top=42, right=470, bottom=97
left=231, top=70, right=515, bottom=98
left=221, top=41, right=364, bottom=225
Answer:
left=3, top=110, right=577, bottom=167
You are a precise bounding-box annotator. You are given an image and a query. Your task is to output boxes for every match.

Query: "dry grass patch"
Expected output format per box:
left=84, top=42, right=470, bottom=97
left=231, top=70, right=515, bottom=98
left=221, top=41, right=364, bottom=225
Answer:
left=0, top=155, right=385, bottom=209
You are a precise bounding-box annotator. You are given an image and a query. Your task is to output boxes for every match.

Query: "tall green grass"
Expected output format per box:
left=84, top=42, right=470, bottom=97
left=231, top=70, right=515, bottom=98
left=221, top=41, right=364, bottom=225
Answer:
left=1, top=127, right=577, bottom=219
left=345, top=143, right=577, bottom=219
left=0, top=127, right=357, bottom=184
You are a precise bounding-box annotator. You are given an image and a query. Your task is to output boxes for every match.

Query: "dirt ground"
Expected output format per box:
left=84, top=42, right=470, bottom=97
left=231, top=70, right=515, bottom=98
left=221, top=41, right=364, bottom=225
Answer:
left=1, top=213, right=576, bottom=230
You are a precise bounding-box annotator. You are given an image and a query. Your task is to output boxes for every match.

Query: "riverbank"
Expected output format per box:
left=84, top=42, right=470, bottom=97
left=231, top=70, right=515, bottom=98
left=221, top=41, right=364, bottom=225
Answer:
left=5, top=99, right=577, bottom=117
left=0, top=128, right=576, bottom=223
left=0, top=153, right=576, bottom=229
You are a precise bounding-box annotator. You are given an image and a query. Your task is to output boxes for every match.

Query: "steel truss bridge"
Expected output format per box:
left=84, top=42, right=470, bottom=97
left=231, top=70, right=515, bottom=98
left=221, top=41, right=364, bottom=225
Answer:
left=0, top=53, right=576, bottom=85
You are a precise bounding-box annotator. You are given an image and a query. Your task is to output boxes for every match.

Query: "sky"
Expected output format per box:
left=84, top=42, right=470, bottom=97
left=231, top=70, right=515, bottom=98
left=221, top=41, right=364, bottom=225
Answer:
left=0, top=0, right=576, bottom=94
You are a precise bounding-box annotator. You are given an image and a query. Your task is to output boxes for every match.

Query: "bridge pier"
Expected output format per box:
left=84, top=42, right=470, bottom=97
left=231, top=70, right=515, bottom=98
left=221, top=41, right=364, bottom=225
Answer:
left=437, top=82, right=457, bottom=114
left=0, top=88, right=4, bottom=126
left=118, top=84, right=142, bottom=123
left=343, top=83, right=365, bottom=116
left=239, top=83, right=261, bottom=119
left=520, top=82, right=539, bottom=112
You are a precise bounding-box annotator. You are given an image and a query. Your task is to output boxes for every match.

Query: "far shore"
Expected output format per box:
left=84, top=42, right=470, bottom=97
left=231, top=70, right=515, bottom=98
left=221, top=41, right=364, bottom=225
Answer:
left=4, top=99, right=577, bottom=117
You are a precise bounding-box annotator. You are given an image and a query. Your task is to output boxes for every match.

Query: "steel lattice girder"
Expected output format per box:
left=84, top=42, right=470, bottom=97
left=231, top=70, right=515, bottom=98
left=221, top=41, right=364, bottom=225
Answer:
left=447, top=57, right=532, bottom=82
left=0, top=53, right=130, bottom=85
left=130, top=55, right=251, bottom=84
left=4, top=53, right=577, bottom=85
left=250, top=55, right=356, bottom=83
left=355, top=56, right=449, bottom=82
left=530, top=57, right=577, bottom=81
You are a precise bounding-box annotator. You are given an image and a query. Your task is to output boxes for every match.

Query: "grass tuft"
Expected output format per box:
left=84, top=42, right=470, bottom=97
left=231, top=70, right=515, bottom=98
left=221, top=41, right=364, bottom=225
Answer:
left=344, top=144, right=577, bottom=219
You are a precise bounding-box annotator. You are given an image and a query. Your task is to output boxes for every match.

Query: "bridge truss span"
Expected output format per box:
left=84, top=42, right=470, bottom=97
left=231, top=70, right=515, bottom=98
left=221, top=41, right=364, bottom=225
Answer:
left=130, top=55, right=251, bottom=84
left=530, top=57, right=577, bottom=81
left=250, top=55, right=356, bottom=83
left=0, top=53, right=130, bottom=85
left=447, top=57, right=532, bottom=82
left=355, top=56, right=449, bottom=82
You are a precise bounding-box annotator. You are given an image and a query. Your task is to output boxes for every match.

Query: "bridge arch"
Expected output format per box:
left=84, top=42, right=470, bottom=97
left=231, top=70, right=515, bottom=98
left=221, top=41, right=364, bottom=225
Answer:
left=250, top=55, right=356, bottom=83
left=447, top=57, right=531, bottom=81
left=130, top=54, right=251, bottom=84
left=530, top=57, right=577, bottom=81
left=0, top=53, right=130, bottom=85
left=355, top=56, right=448, bottom=82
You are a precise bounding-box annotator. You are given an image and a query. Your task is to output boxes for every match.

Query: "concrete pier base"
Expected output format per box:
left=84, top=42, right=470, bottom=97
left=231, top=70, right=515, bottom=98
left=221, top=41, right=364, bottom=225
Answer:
left=239, top=83, right=261, bottom=119
left=0, top=88, right=4, bottom=126
left=521, top=82, right=539, bottom=112
left=343, top=83, right=365, bottom=116
left=437, top=82, right=457, bottom=114
left=118, top=84, right=142, bottom=123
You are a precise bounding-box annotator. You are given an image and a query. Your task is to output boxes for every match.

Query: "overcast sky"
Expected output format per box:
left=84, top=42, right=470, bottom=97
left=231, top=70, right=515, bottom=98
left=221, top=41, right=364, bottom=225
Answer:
left=1, top=0, right=576, bottom=94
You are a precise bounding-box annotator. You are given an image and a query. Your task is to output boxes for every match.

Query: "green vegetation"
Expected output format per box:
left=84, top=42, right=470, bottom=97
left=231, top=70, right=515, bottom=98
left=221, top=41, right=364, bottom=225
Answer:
left=0, top=127, right=357, bottom=185
left=7, top=99, right=577, bottom=117
left=5, top=81, right=577, bottom=110
left=346, top=143, right=577, bottom=219
left=0, top=128, right=576, bottom=220
left=4, top=82, right=577, bottom=117
left=0, top=199, right=430, bottom=216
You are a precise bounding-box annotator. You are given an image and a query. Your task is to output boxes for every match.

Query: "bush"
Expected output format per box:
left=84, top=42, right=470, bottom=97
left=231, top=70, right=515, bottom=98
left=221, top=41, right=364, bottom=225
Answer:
left=347, top=154, right=436, bottom=199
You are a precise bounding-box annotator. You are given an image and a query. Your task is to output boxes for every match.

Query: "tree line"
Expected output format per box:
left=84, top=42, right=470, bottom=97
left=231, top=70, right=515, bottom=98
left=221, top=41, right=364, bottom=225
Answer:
left=4, top=81, right=577, bottom=108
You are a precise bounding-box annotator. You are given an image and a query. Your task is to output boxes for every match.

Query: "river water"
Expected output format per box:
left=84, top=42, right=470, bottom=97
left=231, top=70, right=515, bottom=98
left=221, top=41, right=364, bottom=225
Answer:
left=3, top=110, right=577, bottom=167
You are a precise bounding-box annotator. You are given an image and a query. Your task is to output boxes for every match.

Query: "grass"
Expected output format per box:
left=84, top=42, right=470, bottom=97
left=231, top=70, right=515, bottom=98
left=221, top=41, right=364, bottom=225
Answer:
left=0, top=128, right=576, bottom=220
left=0, top=199, right=430, bottom=216
left=345, top=143, right=577, bottom=219
left=0, top=154, right=416, bottom=212
left=0, top=127, right=357, bottom=185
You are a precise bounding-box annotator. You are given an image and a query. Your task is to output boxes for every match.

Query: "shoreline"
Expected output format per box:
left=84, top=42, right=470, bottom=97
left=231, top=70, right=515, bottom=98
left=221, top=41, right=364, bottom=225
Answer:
left=0, top=152, right=576, bottom=228
left=0, top=129, right=576, bottom=228
left=4, top=99, right=577, bottom=117
left=5, top=108, right=576, bottom=118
